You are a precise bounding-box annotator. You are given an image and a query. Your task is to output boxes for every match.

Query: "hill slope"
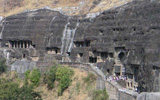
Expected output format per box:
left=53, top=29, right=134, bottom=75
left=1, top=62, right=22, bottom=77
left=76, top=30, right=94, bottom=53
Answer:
left=0, top=0, right=131, bottom=17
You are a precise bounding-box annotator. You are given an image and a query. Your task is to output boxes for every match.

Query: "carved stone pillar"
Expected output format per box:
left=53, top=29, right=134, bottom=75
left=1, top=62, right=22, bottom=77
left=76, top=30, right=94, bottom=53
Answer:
left=15, top=41, right=17, bottom=48
left=23, top=42, right=25, bottom=48
left=26, top=42, right=29, bottom=48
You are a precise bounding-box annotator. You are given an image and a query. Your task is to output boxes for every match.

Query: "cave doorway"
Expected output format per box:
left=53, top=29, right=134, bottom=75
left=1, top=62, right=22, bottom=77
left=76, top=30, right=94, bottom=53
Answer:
left=23, top=54, right=26, bottom=58
left=89, top=57, right=97, bottom=63
left=118, top=52, right=125, bottom=60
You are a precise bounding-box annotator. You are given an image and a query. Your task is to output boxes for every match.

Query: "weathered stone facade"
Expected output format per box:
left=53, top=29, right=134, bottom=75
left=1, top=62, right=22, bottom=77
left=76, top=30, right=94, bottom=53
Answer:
left=0, top=0, right=160, bottom=92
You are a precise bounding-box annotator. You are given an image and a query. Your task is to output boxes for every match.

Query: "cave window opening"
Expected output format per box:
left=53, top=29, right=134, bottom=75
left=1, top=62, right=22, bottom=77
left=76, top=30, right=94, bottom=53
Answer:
left=153, top=66, right=160, bottom=70
left=46, top=47, right=60, bottom=54
left=107, top=69, right=110, bottom=73
left=101, top=52, right=108, bottom=58
left=23, top=54, right=26, bottom=58
left=108, top=53, right=113, bottom=58
left=132, top=66, right=139, bottom=82
left=127, top=74, right=133, bottom=79
left=79, top=53, right=83, bottom=57
left=66, top=52, right=70, bottom=56
left=85, top=40, right=91, bottom=47
left=118, top=52, right=125, bottom=60
left=32, top=45, right=36, bottom=48
left=115, top=66, right=120, bottom=75
left=74, top=42, right=84, bottom=47
left=55, top=49, right=58, bottom=54
left=89, top=57, right=97, bottom=63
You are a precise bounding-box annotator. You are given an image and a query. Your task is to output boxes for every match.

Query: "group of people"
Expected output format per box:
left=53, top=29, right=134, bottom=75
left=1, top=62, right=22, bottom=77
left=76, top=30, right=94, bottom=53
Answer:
left=108, top=75, right=127, bottom=81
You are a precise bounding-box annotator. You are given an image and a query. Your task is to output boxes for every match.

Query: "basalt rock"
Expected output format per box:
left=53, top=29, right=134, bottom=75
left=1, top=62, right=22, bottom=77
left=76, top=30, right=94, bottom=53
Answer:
left=0, top=0, right=160, bottom=92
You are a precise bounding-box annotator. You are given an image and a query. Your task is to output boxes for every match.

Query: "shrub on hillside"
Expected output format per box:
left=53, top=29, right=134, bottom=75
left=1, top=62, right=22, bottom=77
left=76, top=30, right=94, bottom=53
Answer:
left=43, top=65, right=74, bottom=96
left=0, top=60, right=7, bottom=75
left=24, top=70, right=30, bottom=85
left=24, top=68, right=41, bottom=87
left=92, top=89, right=109, bottom=100
left=43, top=66, right=57, bottom=89
left=0, top=79, right=42, bottom=100
left=56, top=67, right=74, bottom=96
left=83, top=73, right=96, bottom=85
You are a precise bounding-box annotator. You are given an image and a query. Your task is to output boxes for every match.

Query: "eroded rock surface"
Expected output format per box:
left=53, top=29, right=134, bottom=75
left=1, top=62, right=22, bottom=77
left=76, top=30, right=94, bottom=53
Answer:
left=0, top=0, right=160, bottom=92
left=137, top=92, right=160, bottom=100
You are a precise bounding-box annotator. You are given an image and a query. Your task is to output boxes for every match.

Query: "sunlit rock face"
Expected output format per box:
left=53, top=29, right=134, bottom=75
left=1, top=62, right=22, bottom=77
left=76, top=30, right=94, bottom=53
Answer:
left=0, top=0, right=160, bottom=92
left=74, top=0, right=160, bottom=92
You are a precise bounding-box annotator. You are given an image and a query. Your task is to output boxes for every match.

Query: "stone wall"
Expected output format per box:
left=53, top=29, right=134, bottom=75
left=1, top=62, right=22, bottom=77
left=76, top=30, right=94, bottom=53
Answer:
left=137, top=92, right=160, bottom=100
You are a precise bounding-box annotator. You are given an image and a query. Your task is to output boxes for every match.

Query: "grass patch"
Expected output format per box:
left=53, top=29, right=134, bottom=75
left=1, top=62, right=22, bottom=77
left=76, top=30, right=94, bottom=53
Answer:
left=92, top=89, right=109, bottom=100
left=83, top=73, right=96, bottom=85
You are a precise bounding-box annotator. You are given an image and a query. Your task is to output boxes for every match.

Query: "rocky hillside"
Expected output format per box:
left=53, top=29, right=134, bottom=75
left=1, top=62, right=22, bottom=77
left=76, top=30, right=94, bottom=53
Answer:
left=0, top=64, right=109, bottom=100
left=0, top=0, right=131, bottom=17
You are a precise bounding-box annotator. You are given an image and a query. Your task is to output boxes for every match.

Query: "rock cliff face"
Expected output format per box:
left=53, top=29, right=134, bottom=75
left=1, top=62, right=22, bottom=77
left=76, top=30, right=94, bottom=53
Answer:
left=137, top=92, right=160, bottom=100
left=0, top=0, right=160, bottom=92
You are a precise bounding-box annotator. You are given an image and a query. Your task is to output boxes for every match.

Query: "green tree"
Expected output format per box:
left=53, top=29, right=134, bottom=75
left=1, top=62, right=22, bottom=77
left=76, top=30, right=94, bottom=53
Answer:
left=0, top=59, right=7, bottom=75
left=24, top=70, right=30, bottom=85
left=56, top=67, right=74, bottom=96
left=24, top=68, right=41, bottom=87
left=0, top=79, right=42, bottom=100
left=29, top=68, right=41, bottom=87
left=43, top=66, right=57, bottom=89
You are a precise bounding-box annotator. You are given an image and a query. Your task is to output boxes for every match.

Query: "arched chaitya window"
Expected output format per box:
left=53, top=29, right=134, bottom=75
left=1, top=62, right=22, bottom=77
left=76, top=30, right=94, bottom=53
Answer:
left=118, top=52, right=125, bottom=60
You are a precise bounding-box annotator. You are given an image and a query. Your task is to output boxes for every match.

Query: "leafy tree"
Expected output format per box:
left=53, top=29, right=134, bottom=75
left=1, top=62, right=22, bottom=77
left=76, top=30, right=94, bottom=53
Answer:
left=0, top=59, right=7, bottom=75
left=56, top=67, right=74, bottom=96
left=24, top=68, right=41, bottom=87
left=43, top=65, right=74, bottom=96
left=24, top=70, right=30, bottom=85
left=30, top=68, right=41, bottom=87
left=43, top=66, right=57, bottom=89
left=0, top=79, right=42, bottom=100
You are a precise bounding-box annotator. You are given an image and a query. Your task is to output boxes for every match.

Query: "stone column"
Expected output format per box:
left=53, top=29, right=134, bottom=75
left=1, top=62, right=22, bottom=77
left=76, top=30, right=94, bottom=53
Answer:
left=8, top=41, right=11, bottom=48
left=26, top=42, right=29, bottom=48
left=15, top=41, right=17, bottom=48
left=20, top=41, right=22, bottom=48
left=28, top=42, right=30, bottom=48
left=23, top=42, right=25, bottom=48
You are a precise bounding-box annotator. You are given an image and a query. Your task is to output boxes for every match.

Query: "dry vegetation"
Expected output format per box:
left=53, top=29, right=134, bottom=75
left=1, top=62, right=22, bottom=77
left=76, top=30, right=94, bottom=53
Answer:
left=35, top=68, right=96, bottom=100
left=0, top=67, right=97, bottom=100
left=0, top=0, right=131, bottom=17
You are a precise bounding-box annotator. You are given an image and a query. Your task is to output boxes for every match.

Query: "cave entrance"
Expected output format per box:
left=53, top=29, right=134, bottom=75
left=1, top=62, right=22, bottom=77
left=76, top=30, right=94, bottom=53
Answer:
left=118, top=52, right=125, bottom=60
left=78, top=53, right=83, bottom=57
left=115, top=66, right=121, bottom=76
left=89, top=57, right=97, bottom=63
left=46, top=47, right=60, bottom=54
left=23, top=54, right=26, bottom=58
left=74, top=41, right=84, bottom=47
left=85, top=40, right=91, bottom=47
left=8, top=40, right=32, bottom=48
left=108, top=53, right=113, bottom=58
left=66, top=52, right=70, bottom=56
left=101, top=52, right=108, bottom=58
